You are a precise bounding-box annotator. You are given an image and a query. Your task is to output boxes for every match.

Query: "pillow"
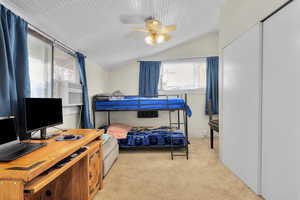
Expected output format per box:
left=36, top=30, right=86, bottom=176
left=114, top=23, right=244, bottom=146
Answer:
left=107, top=123, right=132, bottom=139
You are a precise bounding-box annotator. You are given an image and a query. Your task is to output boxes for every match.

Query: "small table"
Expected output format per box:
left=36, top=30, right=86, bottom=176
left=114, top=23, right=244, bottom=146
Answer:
left=208, top=119, right=219, bottom=149
left=207, top=100, right=219, bottom=149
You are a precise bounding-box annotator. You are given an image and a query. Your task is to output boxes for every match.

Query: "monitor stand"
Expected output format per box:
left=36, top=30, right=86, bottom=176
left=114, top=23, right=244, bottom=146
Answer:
left=31, top=128, right=56, bottom=140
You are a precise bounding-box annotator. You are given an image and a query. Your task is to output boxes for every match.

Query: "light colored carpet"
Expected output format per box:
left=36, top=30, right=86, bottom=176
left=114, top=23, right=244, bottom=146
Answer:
left=94, top=138, right=262, bottom=200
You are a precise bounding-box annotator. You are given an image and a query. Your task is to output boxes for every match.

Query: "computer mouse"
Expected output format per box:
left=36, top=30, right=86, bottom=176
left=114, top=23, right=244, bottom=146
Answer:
left=63, top=135, right=76, bottom=140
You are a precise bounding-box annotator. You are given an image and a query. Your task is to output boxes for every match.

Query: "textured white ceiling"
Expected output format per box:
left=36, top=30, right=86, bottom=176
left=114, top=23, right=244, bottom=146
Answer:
left=1, top=0, right=222, bottom=68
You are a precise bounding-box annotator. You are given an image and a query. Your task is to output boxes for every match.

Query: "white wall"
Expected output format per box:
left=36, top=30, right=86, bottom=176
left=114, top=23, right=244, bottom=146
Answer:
left=219, top=0, right=290, bottom=48
left=218, top=0, right=290, bottom=159
left=59, top=60, right=109, bottom=129
left=107, top=32, right=219, bottom=138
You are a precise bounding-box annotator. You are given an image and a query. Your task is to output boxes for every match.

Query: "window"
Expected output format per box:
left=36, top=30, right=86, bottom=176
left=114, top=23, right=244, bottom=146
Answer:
left=159, top=58, right=207, bottom=92
left=28, top=30, right=82, bottom=109
left=53, top=46, right=82, bottom=106
left=28, top=34, right=52, bottom=98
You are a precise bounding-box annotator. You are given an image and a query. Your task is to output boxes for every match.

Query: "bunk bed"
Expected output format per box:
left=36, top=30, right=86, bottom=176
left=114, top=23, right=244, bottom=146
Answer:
left=92, top=94, right=191, bottom=160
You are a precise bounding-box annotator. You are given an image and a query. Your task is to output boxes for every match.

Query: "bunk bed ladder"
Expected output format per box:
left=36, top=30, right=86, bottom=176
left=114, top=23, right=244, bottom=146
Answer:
left=170, top=94, right=189, bottom=160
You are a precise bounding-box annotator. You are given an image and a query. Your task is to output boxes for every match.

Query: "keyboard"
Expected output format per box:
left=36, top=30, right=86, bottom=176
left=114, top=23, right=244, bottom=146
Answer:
left=0, top=142, right=47, bottom=162
left=53, top=147, right=87, bottom=169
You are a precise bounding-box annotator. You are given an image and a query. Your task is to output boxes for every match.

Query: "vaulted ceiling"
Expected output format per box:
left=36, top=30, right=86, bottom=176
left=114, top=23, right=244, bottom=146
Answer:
left=1, top=0, right=223, bottom=68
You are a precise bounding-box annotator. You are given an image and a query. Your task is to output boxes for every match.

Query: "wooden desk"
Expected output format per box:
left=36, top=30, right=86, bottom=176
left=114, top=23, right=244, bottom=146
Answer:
left=0, top=129, right=104, bottom=200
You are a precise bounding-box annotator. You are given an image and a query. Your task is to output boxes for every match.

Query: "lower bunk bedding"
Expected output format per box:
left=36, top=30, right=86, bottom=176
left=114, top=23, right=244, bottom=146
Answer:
left=118, top=127, right=187, bottom=148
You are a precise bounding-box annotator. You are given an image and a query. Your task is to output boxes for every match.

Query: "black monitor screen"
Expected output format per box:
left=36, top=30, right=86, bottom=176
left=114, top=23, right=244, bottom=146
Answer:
left=0, top=118, right=17, bottom=145
left=25, top=98, right=63, bottom=132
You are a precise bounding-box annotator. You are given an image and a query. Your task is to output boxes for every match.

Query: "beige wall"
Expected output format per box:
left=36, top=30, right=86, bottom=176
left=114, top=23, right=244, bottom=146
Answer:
left=219, top=0, right=290, bottom=48
left=107, top=32, right=219, bottom=138
left=59, top=60, right=108, bottom=130
left=86, top=60, right=109, bottom=128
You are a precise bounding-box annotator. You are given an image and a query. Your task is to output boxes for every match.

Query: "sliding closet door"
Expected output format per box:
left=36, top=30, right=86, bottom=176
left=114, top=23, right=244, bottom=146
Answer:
left=262, top=1, right=300, bottom=199
left=222, top=24, right=262, bottom=194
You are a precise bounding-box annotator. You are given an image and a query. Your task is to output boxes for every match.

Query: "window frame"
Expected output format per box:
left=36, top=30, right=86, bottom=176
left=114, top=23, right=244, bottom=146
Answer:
left=158, top=58, right=207, bottom=94
left=28, top=28, right=82, bottom=114
left=28, top=30, right=53, bottom=98
left=53, top=44, right=81, bottom=86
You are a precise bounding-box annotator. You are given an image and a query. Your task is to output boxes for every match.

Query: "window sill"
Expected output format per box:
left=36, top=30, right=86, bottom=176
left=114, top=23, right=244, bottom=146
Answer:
left=63, top=104, right=82, bottom=108
left=63, top=105, right=81, bottom=116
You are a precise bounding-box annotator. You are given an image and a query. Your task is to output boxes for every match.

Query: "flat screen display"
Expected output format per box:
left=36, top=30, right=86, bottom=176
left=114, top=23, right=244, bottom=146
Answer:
left=0, top=118, right=18, bottom=145
left=25, top=98, right=63, bottom=132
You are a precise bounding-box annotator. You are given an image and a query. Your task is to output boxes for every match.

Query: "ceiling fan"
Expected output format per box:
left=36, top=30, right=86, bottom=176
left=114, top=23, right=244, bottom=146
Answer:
left=120, top=15, right=176, bottom=46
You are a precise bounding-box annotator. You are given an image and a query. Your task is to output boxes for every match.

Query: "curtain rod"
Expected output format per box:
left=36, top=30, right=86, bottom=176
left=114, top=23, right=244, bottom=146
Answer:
left=137, top=56, right=209, bottom=63
left=28, top=23, right=86, bottom=58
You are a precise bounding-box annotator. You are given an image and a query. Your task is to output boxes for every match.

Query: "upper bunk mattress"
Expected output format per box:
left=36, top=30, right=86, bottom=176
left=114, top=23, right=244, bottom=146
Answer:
left=94, top=97, right=192, bottom=117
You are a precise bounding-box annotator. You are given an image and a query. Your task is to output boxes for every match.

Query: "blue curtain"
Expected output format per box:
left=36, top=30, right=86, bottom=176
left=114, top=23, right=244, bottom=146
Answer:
left=0, top=5, right=30, bottom=139
left=139, top=61, right=161, bottom=96
left=76, top=52, right=93, bottom=128
left=205, top=56, right=219, bottom=115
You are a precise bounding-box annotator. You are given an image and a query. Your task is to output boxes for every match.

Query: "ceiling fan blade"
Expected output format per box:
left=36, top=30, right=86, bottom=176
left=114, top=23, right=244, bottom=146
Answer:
left=131, top=27, right=149, bottom=33
left=163, top=34, right=171, bottom=41
left=124, top=31, right=146, bottom=40
left=145, top=19, right=162, bottom=32
left=119, top=14, right=148, bottom=24
left=160, top=25, right=177, bottom=33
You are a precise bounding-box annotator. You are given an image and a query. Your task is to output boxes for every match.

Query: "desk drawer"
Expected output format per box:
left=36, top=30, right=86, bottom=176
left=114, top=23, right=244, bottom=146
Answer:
left=24, top=168, right=72, bottom=200
left=24, top=157, right=88, bottom=200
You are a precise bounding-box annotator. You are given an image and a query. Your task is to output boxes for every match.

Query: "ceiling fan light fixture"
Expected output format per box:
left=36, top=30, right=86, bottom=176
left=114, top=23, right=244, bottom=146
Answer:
left=131, top=18, right=176, bottom=46
left=156, top=34, right=166, bottom=44
left=145, top=34, right=156, bottom=46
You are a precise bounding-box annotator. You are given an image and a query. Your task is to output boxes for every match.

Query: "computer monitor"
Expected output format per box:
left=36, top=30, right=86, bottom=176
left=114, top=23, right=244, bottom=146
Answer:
left=24, top=98, right=63, bottom=139
left=0, top=117, right=18, bottom=147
